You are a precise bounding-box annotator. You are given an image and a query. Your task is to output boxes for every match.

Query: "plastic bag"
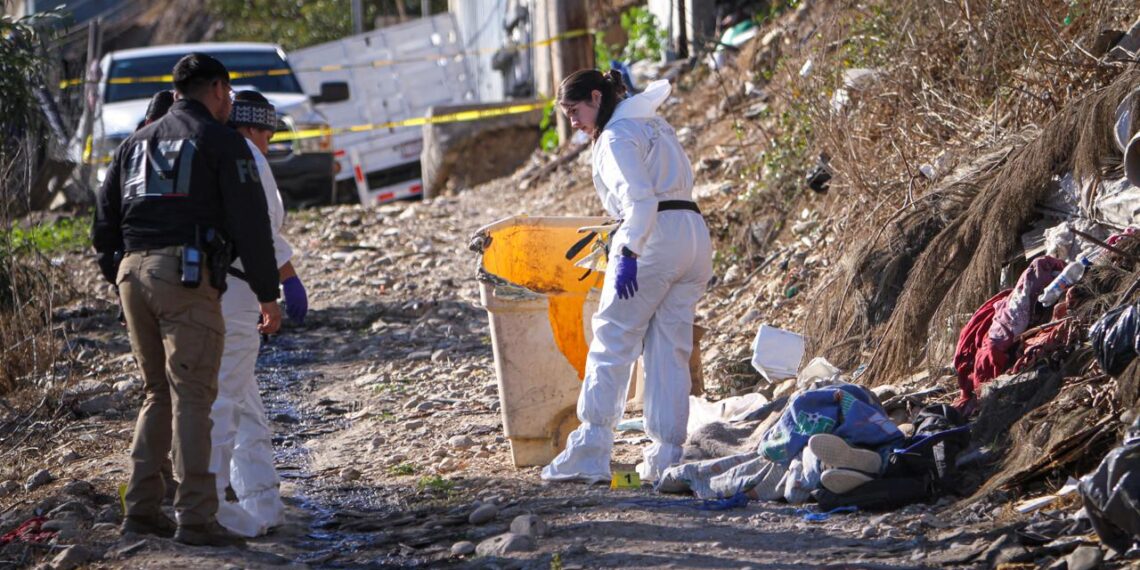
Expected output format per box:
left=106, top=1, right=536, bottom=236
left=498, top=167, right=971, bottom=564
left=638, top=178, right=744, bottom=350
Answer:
left=1090, top=305, right=1140, bottom=376
left=1079, top=419, right=1140, bottom=553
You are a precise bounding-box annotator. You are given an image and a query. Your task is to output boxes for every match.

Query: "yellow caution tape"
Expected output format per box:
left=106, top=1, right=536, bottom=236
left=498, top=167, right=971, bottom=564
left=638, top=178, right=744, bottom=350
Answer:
left=610, top=470, right=641, bottom=490
left=270, top=100, right=550, bottom=142
left=59, top=28, right=593, bottom=90
left=81, top=99, right=551, bottom=163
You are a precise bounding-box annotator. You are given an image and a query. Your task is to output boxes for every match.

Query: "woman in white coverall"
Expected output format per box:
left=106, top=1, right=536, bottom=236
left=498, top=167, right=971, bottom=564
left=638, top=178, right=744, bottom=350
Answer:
left=210, top=91, right=309, bottom=536
left=541, top=69, right=713, bottom=483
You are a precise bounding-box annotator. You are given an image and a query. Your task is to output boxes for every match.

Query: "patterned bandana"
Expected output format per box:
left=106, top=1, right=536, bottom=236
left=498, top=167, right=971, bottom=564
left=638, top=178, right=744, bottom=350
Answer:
left=229, top=100, right=277, bottom=131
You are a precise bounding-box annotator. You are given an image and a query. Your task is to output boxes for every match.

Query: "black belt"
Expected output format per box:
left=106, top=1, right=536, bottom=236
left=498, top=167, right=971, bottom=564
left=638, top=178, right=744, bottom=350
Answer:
left=228, top=266, right=249, bottom=283
left=658, top=200, right=701, bottom=214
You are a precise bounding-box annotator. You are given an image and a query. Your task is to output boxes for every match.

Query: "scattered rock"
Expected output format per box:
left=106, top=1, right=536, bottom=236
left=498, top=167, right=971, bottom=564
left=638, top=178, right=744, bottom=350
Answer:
left=77, top=394, right=118, bottom=417
left=469, top=503, right=499, bottom=525
left=58, top=450, right=82, bottom=464
left=113, top=378, right=141, bottom=394
left=370, top=437, right=386, bottom=450
left=49, top=545, right=91, bottom=570
left=41, top=519, right=78, bottom=532
left=416, top=401, right=436, bottom=412
left=451, top=541, right=476, bottom=556
left=112, top=540, right=148, bottom=559
left=1067, top=546, right=1104, bottom=570
left=26, top=469, right=52, bottom=491
left=448, top=435, right=476, bottom=449
left=564, top=542, right=588, bottom=556
left=861, top=525, right=879, bottom=539
left=476, top=532, right=535, bottom=556
left=48, top=501, right=93, bottom=521
left=63, top=380, right=110, bottom=399
left=272, top=412, right=300, bottom=424
left=509, top=514, right=549, bottom=538
left=340, top=468, right=362, bottom=482
left=438, top=458, right=460, bottom=472
left=0, top=480, right=20, bottom=497
left=404, top=420, right=424, bottom=431
left=483, top=383, right=498, bottom=396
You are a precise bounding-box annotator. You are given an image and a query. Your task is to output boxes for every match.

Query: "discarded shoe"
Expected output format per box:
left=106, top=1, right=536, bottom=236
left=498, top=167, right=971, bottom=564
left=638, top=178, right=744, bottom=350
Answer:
left=174, top=520, right=247, bottom=547
left=121, top=512, right=177, bottom=538
left=808, top=433, right=883, bottom=474
left=820, top=468, right=874, bottom=494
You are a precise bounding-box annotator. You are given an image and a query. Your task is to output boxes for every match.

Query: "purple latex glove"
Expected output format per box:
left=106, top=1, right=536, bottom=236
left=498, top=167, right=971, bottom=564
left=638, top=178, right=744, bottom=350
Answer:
left=615, top=255, right=639, bottom=300
left=282, top=276, right=308, bottom=324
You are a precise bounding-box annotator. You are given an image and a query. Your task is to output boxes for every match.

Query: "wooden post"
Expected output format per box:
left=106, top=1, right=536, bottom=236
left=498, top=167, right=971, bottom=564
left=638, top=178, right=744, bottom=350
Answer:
left=549, top=0, right=593, bottom=145
left=534, top=0, right=554, bottom=99
left=676, top=0, right=689, bottom=59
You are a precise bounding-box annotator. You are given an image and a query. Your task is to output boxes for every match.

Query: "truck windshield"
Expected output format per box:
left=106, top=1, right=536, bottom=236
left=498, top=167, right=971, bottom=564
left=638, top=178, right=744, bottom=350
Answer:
left=105, top=50, right=303, bottom=103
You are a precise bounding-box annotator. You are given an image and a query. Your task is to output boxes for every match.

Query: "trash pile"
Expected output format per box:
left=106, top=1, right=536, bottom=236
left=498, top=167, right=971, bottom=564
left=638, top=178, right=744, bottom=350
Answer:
left=625, top=55, right=1140, bottom=566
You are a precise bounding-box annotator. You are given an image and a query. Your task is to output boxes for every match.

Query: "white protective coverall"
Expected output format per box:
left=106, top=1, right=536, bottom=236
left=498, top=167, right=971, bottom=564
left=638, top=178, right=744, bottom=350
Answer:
left=541, top=79, right=713, bottom=483
left=209, top=138, right=293, bottom=537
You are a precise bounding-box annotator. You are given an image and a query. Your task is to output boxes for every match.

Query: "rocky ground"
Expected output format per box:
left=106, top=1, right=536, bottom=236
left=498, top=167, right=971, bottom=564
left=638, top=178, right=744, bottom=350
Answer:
left=0, top=170, right=1109, bottom=569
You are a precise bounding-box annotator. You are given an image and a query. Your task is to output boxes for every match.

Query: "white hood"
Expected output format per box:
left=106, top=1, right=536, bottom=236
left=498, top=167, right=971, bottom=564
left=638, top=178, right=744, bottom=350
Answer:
left=609, top=80, right=672, bottom=124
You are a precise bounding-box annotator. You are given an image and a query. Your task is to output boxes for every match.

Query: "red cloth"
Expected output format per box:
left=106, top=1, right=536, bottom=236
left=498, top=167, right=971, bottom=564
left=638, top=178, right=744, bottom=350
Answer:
left=1010, top=319, right=1080, bottom=374
left=0, top=517, right=55, bottom=546
left=953, top=289, right=1013, bottom=408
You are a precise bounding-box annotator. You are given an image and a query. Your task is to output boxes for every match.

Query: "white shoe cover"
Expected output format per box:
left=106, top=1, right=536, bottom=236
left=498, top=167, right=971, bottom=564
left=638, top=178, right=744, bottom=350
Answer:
left=540, top=423, right=613, bottom=484
left=216, top=500, right=267, bottom=538
left=636, top=441, right=683, bottom=482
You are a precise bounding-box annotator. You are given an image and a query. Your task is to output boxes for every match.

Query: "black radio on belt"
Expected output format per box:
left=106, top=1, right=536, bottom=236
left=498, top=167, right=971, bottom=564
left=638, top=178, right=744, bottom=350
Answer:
left=181, top=246, right=202, bottom=288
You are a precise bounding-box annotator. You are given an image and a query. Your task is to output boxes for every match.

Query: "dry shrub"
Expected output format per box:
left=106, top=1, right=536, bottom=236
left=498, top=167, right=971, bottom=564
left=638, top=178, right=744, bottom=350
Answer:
left=785, top=0, right=1137, bottom=379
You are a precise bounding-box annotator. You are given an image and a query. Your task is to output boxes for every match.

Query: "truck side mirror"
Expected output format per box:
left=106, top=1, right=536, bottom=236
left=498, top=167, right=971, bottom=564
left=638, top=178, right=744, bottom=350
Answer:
left=311, top=81, right=349, bottom=104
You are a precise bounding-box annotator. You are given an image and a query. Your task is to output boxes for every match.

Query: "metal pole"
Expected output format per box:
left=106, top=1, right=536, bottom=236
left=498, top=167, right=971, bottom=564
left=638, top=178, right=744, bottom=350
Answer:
left=421, top=0, right=431, bottom=17
left=351, top=0, right=364, bottom=34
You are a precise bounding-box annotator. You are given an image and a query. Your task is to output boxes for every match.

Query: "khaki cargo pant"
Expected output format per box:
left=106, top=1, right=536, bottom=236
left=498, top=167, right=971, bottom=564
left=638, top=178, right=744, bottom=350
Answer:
left=117, top=247, right=225, bottom=526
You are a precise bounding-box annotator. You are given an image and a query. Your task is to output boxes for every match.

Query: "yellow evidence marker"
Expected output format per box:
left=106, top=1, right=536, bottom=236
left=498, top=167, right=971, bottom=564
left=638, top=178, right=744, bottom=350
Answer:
left=610, top=470, right=641, bottom=489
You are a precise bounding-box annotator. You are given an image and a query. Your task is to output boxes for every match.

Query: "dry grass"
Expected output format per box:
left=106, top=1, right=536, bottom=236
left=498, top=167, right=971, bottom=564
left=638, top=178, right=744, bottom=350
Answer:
left=766, top=0, right=1140, bottom=380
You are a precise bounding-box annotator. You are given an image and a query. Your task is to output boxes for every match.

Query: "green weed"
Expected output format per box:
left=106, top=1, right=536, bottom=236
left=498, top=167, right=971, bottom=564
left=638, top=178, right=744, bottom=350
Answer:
left=387, top=462, right=416, bottom=476
left=6, top=217, right=90, bottom=254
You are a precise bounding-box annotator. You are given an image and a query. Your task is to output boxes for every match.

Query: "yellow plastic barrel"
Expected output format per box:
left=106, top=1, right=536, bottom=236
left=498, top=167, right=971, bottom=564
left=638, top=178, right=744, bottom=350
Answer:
left=474, top=216, right=607, bottom=466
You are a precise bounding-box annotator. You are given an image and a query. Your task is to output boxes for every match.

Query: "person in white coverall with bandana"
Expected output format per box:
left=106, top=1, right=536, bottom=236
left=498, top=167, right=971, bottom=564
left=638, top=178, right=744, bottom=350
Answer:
left=542, top=69, right=713, bottom=484
left=211, top=90, right=309, bottom=536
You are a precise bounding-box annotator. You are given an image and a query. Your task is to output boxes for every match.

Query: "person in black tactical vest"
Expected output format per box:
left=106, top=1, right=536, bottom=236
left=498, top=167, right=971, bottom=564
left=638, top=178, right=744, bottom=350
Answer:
left=92, top=52, right=282, bottom=547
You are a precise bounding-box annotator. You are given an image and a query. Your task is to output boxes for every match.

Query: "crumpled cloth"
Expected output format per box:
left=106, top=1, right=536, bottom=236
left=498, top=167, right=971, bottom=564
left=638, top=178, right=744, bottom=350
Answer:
left=0, top=517, right=55, bottom=545
left=759, top=383, right=903, bottom=467
left=657, top=452, right=787, bottom=501
left=1010, top=318, right=1081, bottom=374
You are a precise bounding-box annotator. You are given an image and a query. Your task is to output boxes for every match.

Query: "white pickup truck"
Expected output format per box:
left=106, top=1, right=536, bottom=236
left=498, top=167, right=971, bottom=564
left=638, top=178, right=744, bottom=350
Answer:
left=289, top=13, right=476, bottom=205
left=71, top=42, right=349, bottom=207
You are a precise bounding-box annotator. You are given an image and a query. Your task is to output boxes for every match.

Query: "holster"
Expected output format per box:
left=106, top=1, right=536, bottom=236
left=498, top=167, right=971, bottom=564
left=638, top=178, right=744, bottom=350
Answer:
left=200, top=227, right=232, bottom=295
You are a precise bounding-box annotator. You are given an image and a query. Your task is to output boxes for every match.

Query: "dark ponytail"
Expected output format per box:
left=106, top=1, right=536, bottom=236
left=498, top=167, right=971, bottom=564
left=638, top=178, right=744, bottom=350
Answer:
left=558, top=68, right=628, bottom=140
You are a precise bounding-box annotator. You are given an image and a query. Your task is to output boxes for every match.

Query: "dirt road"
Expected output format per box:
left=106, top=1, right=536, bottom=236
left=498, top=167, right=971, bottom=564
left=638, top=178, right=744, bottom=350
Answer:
left=0, top=179, right=1028, bottom=569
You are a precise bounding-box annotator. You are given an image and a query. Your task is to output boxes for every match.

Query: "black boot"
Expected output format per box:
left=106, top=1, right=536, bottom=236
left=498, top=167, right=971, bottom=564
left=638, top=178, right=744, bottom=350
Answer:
left=174, top=520, right=247, bottom=547
left=121, top=512, right=177, bottom=538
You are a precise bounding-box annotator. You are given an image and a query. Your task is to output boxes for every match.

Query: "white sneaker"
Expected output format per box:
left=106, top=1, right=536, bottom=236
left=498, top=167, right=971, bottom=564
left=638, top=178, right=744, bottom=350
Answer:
left=820, top=468, right=874, bottom=494
left=808, top=433, right=883, bottom=474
